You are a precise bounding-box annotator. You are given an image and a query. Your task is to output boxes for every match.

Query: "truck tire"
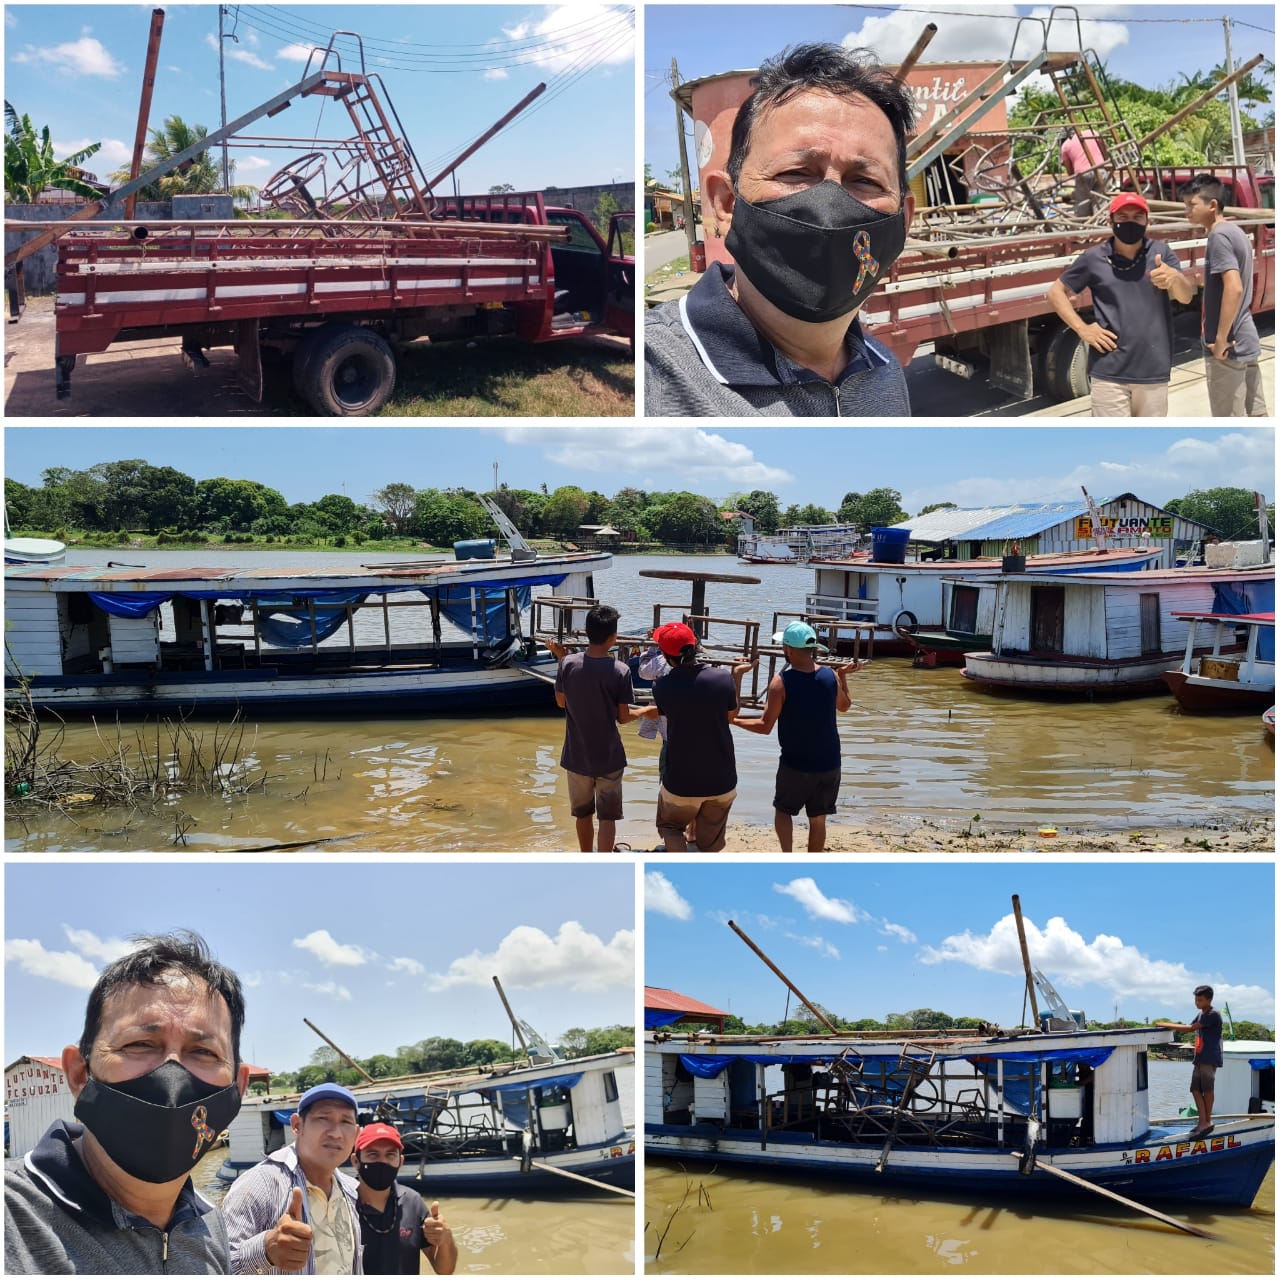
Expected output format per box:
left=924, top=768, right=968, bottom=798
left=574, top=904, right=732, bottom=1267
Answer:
left=1042, top=324, right=1090, bottom=402
left=298, top=325, right=396, bottom=416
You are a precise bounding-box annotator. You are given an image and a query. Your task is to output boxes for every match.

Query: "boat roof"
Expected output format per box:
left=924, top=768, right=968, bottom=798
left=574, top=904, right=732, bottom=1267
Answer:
left=1170, top=611, right=1274, bottom=625
left=648, top=1025, right=1175, bottom=1061
left=1220, top=1039, right=1276, bottom=1057
left=645, top=985, right=731, bottom=1019
left=3, top=551, right=610, bottom=594
left=978, top=564, right=1274, bottom=586
left=825, top=547, right=1161, bottom=571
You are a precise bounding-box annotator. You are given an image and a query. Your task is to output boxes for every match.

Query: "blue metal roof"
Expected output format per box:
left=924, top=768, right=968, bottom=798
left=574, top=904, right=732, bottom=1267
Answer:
left=892, top=501, right=1088, bottom=543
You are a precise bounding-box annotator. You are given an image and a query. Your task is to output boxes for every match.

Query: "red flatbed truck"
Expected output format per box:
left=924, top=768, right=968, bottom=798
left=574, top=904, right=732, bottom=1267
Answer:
left=49, top=192, right=634, bottom=415
left=863, top=165, right=1273, bottom=401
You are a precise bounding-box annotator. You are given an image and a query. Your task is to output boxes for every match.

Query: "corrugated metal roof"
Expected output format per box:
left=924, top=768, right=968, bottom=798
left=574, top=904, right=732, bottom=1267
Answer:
left=891, top=501, right=1088, bottom=542
left=644, top=986, right=730, bottom=1018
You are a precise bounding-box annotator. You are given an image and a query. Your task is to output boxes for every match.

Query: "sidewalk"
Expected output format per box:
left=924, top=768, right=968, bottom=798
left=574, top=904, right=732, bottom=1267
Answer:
left=1027, top=335, right=1275, bottom=417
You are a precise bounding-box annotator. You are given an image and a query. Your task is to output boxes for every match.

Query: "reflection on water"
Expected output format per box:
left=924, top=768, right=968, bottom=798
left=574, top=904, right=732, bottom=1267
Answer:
left=7, top=553, right=1272, bottom=852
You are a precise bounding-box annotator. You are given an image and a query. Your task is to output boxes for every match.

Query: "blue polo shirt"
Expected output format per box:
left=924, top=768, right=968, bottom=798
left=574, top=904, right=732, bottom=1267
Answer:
left=645, top=264, right=911, bottom=417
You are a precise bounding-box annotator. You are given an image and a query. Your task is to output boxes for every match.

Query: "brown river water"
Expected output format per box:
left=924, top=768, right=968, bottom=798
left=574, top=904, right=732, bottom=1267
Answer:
left=7, top=552, right=1274, bottom=853
left=643, top=1061, right=1275, bottom=1275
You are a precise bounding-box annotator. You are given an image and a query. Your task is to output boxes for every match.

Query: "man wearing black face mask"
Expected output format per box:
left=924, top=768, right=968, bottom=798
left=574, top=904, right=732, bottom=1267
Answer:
left=646, top=43, right=916, bottom=416
left=4, top=931, right=249, bottom=1274
left=1047, top=193, right=1194, bottom=416
left=351, top=1123, right=457, bottom=1274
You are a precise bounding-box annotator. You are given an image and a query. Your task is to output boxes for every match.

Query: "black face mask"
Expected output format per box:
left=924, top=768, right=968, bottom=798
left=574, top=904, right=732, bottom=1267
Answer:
left=726, top=179, right=907, bottom=323
left=75, top=1059, right=242, bottom=1184
left=1111, top=221, right=1146, bottom=245
left=356, top=1158, right=400, bottom=1191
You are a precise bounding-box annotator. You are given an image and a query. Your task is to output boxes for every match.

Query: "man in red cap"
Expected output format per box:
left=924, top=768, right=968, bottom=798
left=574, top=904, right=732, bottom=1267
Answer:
left=1046, top=192, right=1193, bottom=415
left=650, top=621, right=741, bottom=851
left=351, top=1122, right=456, bottom=1274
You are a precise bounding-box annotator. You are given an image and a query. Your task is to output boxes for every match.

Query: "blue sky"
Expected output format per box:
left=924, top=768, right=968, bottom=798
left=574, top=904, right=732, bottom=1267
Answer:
left=645, top=863, right=1275, bottom=1028
left=4, top=4, right=634, bottom=193
left=4, top=425, right=1273, bottom=516
left=644, top=4, right=1274, bottom=181
left=5, top=862, right=634, bottom=1073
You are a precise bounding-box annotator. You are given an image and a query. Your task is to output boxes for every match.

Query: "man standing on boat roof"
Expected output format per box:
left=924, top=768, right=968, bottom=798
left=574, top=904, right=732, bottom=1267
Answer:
left=350, top=1123, right=456, bottom=1275
left=546, top=603, right=658, bottom=853
left=1046, top=192, right=1193, bottom=416
left=222, top=1082, right=363, bottom=1273
left=732, top=621, right=861, bottom=852
left=1154, top=984, right=1224, bottom=1140
left=645, top=43, right=916, bottom=416
left=4, top=931, right=250, bottom=1274
left=650, top=621, right=741, bottom=852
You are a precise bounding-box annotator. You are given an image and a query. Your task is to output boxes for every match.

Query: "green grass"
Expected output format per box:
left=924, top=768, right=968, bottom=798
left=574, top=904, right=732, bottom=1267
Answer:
left=645, top=255, right=691, bottom=288
left=269, top=336, right=634, bottom=418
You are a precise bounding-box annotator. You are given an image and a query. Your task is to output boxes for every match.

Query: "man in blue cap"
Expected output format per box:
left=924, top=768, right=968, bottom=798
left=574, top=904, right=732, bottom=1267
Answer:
left=223, top=1082, right=363, bottom=1274
left=733, top=621, right=862, bottom=851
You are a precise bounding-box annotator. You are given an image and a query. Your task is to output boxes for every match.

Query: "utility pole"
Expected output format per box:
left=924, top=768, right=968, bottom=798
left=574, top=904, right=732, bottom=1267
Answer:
left=219, top=5, right=233, bottom=191
left=1223, top=18, right=1246, bottom=168
left=671, top=57, right=696, bottom=256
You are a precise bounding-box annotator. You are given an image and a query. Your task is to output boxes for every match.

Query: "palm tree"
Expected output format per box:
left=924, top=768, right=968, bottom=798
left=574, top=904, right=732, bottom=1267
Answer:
left=4, top=102, right=103, bottom=203
left=109, top=114, right=256, bottom=202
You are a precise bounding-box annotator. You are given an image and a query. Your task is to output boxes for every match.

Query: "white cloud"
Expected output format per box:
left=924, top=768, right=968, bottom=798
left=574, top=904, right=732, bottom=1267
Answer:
left=303, top=980, right=352, bottom=1001
left=496, top=5, right=633, bottom=73
left=389, top=956, right=425, bottom=975
left=6, top=11, right=18, bottom=28
left=292, top=929, right=371, bottom=967
left=786, top=932, right=840, bottom=960
left=5, top=939, right=100, bottom=990
left=230, top=48, right=273, bottom=71
left=428, top=921, right=633, bottom=993
left=879, top=921, right=918, bottom=945
left=645, top=871, right=691, bottom=920
left=920, top=912, right=1275, bottom=1020
left=501, top=427, right=792, bottom=489
left=484, top=68, right=509, bottom=81
left=277, top=42, right=323, bottom=63
left=52, top=136, right=130, bottom=171
left=61, top=925, right=135, bottom=963
left=235, top=155, right=273, bottom=173
left=773, top=877, right=868, bottom=925
left=12, top=36, right=124, bottom=77
left=877, top=945, right=889, bottom=953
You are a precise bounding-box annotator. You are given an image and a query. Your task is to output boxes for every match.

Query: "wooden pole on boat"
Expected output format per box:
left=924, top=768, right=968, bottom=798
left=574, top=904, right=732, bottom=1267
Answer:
left=1011, top=896, right=1040, bottom=1026
left=728, top=920, right=840, bottom=1033
left=1019, top=1154, right=1215, bottom=1238
left=303, top=1017, right=376, bottom=1084
left=493, top=975, right=534, bottom=1064
left=513, top=1156, right=636, bottom=1197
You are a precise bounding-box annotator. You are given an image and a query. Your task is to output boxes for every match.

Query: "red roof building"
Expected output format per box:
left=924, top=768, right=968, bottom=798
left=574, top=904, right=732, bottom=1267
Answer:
left=645, top=985, right=731, bottom=1032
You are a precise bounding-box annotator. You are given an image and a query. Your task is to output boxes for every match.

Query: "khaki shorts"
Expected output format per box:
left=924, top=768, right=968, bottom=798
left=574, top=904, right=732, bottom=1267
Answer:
left=1204, top=356, right=1268, bottom=417
left=1090, top=379, right=1169, bottom=417
left=656, top=785, right=736, bottom=852
left=566, top=769, right=624, bottom=821
left=1190, top=1062, right=1217, bottom=1093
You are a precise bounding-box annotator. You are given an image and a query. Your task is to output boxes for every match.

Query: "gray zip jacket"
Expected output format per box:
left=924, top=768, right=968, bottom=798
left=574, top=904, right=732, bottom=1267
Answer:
left=4, top=1120, right=229, bottom=1274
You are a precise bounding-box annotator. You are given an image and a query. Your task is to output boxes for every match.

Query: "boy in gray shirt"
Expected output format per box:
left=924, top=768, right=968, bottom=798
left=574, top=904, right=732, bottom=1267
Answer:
left=548, top=603, right=655, bottom=852
left=1181, top=173, right=1267, bottom=416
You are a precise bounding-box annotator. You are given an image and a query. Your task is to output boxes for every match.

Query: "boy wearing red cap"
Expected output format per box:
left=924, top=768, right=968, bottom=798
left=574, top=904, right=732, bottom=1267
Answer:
left=1046, top=192, right=1193, bottom=416
left=351, top=1123, right=456, bottom=1274
left=650, top=621, right=740, bottom=852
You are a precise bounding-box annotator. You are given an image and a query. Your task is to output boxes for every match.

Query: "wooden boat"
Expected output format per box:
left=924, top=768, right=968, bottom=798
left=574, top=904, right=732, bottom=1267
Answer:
left=1161, top=612, right=1274, bottom=712
left=645, top=1026, right=1274, bottom=1207
left=219, top=1048, right=635, bottom=1192
left=962, top=563, right=1275, bottom=697
left=807, top=547, right=1164, bottom=657
left=1264, top=706, right=1276, bottom=738
left=4, top=548, right=609, bottom=714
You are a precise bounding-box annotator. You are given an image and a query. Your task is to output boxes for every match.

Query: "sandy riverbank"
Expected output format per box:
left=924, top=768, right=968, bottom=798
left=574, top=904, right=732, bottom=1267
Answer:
left=707, top=816, right=1275, bottom=853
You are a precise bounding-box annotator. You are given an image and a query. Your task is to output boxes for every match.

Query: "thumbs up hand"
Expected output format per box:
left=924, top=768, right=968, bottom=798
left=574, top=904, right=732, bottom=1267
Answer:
left=266, top=1187, right=314, bottom=1272
left=1148, top=253, right=1180, bottom=292
left=422, top=1200, right=459, bottom=1271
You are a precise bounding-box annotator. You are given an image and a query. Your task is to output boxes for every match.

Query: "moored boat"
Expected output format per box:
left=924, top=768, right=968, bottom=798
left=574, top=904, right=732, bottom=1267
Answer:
left=220, top=1048, right=635, bottom=1192
left=4, top=548, right=610, bottom=715
left=1161, top=612, right=1275, bottom=712
left=962, top=562, right=1275, bottom=698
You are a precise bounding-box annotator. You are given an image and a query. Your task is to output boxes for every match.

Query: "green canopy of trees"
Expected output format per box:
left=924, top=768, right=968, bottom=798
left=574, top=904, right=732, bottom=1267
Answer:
left=5, top=102, right=102, bottom=204
left=1163, top=487, right=1271, bottom=541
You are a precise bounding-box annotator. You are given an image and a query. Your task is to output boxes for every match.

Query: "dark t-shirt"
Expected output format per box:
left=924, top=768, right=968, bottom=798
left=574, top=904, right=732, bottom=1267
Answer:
left=1059, top=239, right=1181, bottom=384
left=1191, top=1009, right=1224, bottom=1067
left=555, top=651, right=634, bottom=776
left=1202, top=220, right=1261, bottom=359
left=358, top=1183, right=430, bottom=1275
left=652, top=662, right=737, bottom=796
left=778, top=666, right=842, bottom=773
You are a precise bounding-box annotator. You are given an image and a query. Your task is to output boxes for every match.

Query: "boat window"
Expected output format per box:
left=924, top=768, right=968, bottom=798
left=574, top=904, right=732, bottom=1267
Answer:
left=1136, top=1051, right=1148, bottom=1092
left=603, top=1071, right=619, bottom=1103
left=1139, top=593, right=1162, bottom=655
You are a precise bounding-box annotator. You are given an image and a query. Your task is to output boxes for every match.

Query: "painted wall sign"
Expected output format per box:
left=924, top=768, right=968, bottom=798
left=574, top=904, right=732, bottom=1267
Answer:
left=1076, top=516, right=1174, bottom=539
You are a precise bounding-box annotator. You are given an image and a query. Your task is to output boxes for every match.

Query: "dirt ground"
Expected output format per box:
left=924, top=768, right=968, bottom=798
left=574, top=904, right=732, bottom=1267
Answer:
left=711, top=817, right=1276, bottom=854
